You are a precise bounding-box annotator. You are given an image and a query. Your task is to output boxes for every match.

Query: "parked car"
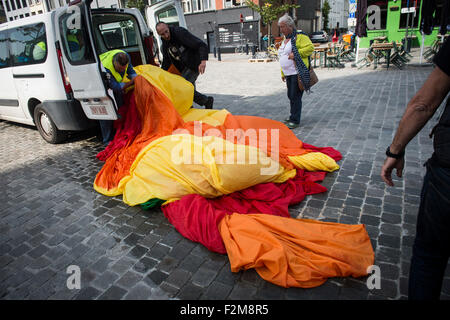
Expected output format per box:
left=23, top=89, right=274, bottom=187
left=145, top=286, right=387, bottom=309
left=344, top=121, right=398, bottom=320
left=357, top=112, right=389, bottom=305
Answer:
left=310, top=31, right=328, bottom=43
left=0, top=0, right=158, bottom=143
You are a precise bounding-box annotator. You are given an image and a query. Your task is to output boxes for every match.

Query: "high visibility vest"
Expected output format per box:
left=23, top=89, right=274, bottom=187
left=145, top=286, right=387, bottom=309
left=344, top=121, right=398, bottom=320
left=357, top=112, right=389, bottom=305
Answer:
left=67, top=34, right=79, bottom=44
left=99, top=49, right=129, bottom=83
left=36, top=41, right=46, bottom=51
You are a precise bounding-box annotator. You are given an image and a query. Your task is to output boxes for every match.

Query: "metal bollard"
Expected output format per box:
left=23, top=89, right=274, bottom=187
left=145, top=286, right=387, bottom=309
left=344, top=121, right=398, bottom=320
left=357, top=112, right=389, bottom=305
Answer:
left=251, top=45, right=256, bottom=57
left=217, top=47, right=221, bottom=61
left=245, top=44, right=249, bottom=55
left=213, top=47, right=216, bottom=58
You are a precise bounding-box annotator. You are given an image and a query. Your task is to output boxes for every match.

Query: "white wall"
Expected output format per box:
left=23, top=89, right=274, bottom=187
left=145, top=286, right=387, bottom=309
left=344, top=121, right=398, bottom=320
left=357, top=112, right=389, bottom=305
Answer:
left=321, top=0, right=349, bottom=30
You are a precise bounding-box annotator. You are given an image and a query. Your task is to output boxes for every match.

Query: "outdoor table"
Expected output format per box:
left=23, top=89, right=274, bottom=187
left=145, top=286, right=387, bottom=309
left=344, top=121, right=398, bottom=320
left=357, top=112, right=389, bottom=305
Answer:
left=371, top=42, right=394, bottom=69
left=313, top=46, right=329, bottom=68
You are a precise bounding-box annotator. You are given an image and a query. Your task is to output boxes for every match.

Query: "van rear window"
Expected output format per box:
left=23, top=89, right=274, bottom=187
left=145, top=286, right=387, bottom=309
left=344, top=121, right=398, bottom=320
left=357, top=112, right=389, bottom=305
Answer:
left=98, top=21, right=138, bottom=50
left=58, top=8, right=96, bottom=65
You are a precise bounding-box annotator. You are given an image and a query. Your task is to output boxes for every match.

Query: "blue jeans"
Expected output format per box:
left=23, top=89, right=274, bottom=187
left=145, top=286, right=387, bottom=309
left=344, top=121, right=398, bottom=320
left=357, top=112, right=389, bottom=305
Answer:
left=408, top=161, right=450, bottom=300
left=286, top=75, right=304, bottom=124
left=181, top=67, right=208, bottom=106
left=99, top=88, right=124, bottom=144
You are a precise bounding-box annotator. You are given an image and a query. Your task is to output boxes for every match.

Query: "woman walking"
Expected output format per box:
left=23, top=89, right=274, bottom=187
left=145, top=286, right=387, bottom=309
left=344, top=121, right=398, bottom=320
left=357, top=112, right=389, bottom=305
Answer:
left=278, top=14, right=314, bottom=129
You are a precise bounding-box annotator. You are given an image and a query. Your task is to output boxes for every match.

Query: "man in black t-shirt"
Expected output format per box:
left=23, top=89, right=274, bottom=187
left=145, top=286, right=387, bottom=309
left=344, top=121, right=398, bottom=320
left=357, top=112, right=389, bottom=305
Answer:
left=381, top=38, right=450, bottom=300
left=156, top=22, right=214, bottom=109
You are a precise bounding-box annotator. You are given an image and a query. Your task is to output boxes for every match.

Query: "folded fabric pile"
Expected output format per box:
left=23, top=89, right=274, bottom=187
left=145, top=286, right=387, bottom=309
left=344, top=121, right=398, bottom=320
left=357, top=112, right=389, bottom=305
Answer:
left=93, top=65, right=374, bottom=288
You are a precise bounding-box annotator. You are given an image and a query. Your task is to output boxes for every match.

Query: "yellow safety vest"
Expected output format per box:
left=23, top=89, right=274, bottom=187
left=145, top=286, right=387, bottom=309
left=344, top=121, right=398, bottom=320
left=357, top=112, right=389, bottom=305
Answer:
left=99, top=49, right=129, bottom=83
left=36, top=41, right=46, bottom=51
left=67, top=34, right=79, bottom=44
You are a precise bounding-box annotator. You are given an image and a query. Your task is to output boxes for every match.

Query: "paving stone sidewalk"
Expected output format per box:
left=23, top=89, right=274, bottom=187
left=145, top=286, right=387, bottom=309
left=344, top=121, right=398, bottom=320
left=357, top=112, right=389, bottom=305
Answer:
left=1, top=54, right=449, bottom=300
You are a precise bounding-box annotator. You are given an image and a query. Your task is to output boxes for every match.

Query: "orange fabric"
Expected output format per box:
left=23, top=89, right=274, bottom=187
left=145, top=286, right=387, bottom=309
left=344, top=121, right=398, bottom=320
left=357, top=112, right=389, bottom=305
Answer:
left=94, top=76, right=317, bottom=193
left=94, top=76, right=185, bottom=193
left=219, top=115, right=310, bottom=170
left=167, top=64, right=181, bottom=76
left=219, top=214, right=374, bottom=288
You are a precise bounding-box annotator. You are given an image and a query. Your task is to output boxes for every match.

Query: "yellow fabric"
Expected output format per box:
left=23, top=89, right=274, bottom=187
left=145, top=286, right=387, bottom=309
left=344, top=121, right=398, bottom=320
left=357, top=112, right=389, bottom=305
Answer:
left=281, top=33, right=315, bottom=77
left=118, top=133, right=296, bottom=206
left=134, top=65, right=194, bottom=117
left=288, top=152, right=340, bottom=172
left=100, top=49, right=129, bottom=83
left=181, top=108, right=230, bottom=127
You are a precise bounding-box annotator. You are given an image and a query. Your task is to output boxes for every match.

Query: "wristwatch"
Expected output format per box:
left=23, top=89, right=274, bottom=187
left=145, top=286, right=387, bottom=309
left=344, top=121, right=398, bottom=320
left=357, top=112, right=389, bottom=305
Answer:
left=386, top=146, right=405, bottom=159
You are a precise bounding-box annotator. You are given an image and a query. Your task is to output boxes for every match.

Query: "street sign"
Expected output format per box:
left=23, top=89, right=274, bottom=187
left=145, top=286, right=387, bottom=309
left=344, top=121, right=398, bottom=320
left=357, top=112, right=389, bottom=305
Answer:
left=348, top=18, right=356, bottom=27
left=401, top=7, right=416, bottom=13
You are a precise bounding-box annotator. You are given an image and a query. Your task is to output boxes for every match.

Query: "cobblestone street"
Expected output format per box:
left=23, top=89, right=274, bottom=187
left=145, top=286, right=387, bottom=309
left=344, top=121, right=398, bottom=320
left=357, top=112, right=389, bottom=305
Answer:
left=1, top=54, right=449, bottom=300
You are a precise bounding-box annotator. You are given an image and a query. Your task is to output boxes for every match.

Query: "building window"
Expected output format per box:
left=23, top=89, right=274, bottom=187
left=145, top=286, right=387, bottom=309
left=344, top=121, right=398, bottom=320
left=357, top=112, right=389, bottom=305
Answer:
left=192, top=0, right=201, bottom=12
left=19, top=14, right=23, bottom=18
left=16, top=0, right=22, bottom=9
left=28, top=0, right=33, bottom=5
left=224, top=0, right=242, bottom=8
left=5, top=0, right=11, bottom=11
left=22, top=0, right=27, bottom=7
left=25, top=12, right=29, bottom=16
left=399, top=0, right=419, bottom=29
left=38, top=10, right=42, bottom=13
left=11, top=0, right=16, bottom=10
left=32, top=11, right=35, bottom=15
left=202, top=0, right=213, bottom=11
left=182, top=0, right=191, bottom=13
left=433, top=0, right=447, bottom=28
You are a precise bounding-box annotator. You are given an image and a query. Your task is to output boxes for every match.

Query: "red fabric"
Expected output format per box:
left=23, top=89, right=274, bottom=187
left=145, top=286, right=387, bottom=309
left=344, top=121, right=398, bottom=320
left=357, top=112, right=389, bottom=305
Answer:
left=162, top=169, right=328, bottom=254
left=96, top=92, right=142, bottom=161
left=302, top=143, right=342, bottom=162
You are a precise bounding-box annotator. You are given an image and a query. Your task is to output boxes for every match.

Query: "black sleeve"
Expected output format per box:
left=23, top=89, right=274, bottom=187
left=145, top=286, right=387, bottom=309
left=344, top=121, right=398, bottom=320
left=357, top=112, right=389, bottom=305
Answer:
left=433, top=37, right=450, bottom=77
left=174, top=27, right=209, bottom=61
left=160, top=43, right=171, bottom=71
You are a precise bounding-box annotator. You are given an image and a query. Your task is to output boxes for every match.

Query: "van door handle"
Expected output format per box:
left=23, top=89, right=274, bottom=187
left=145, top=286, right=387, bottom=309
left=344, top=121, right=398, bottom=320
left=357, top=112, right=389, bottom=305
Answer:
left=93, top=98, right=101, bottom=102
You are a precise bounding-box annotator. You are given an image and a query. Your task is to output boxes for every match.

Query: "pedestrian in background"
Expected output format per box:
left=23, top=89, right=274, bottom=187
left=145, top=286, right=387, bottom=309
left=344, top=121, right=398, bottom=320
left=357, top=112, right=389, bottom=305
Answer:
left=277, top=14, right=314, bottom=129
left=156, top=22, right=214, bottom=109
left=381, top=37, right=450, bottom=300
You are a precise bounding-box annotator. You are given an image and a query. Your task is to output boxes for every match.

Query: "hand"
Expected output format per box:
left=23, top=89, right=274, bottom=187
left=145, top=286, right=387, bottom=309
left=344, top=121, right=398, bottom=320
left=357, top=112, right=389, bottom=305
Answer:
left=381, top=156, right=405, bottom=187
left=281, top=75, right=286, bottom=82
left=198, top=60, right=206, bottom=74
left=122, top=77, right=135, bottom=91
left=288, top=53, right=294, bottom=60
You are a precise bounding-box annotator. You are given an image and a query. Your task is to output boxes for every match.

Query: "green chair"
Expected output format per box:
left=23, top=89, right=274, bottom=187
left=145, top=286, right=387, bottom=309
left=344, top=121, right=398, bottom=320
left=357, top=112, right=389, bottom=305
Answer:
left=356, top=47, right=376, bottom=69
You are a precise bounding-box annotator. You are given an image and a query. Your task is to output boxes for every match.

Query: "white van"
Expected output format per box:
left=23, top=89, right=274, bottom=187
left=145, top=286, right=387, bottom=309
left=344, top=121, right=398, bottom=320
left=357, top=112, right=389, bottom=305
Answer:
left=0, top=0, right=158, bottom=143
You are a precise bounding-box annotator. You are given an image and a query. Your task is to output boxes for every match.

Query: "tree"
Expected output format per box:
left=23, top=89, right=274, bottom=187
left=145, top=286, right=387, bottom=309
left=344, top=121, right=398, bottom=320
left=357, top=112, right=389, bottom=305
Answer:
left=126, top=0, right=146, bottom=15
left=322, top=0, right=331, bottom=33
left=245, top=0, right=299, bottom=46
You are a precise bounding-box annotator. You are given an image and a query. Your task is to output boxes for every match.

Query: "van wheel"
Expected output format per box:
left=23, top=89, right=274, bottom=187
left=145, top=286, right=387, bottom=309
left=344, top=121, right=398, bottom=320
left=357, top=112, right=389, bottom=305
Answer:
left=34, top=104, right=67, bottom=144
